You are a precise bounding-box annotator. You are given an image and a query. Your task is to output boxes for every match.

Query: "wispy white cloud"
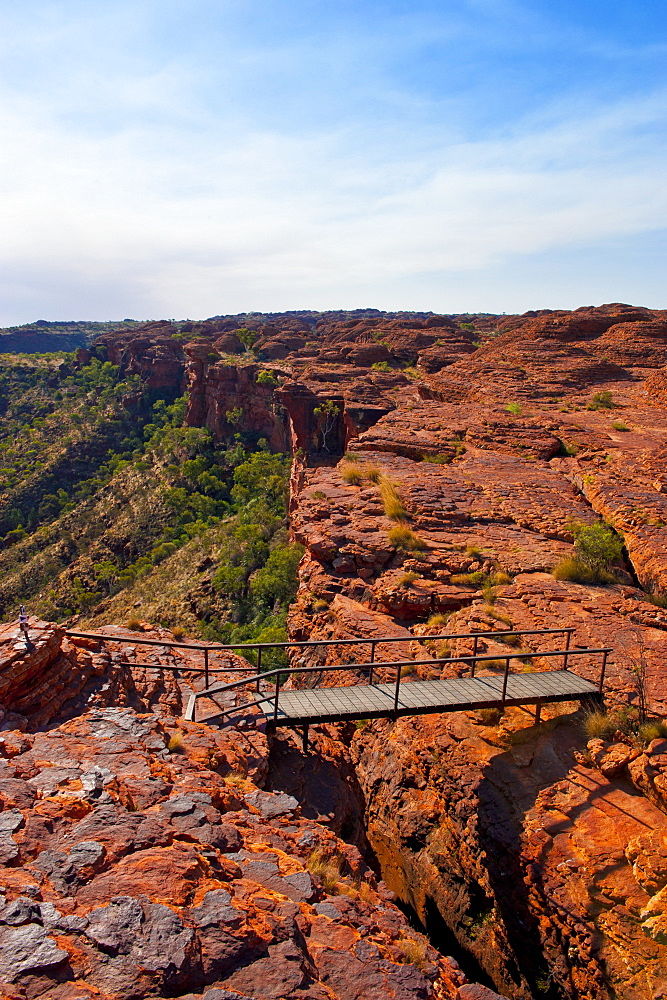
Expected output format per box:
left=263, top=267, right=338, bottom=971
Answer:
left=0, top=0, right=665, bottom=321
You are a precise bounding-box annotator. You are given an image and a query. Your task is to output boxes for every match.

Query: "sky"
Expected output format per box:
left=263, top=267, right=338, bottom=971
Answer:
left=0, top=0, right=665, bottom=324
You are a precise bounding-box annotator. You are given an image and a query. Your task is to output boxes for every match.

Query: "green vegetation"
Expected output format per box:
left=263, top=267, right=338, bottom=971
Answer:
left=505, top=402, right=522, bottom=416
left=371, top=361, right=391, bottom=371
left=0, top=351, right=303, bottom=653
left=256, top=370, right=278, bottom=387
left=611, top=419, right=629, bottom=431
left=584, top=707, right=667, bottom=746
left=586, top=390, right=615, bottom=410
left=313, top=399, right=341, bottom=453
left=397, top=571, right=420, bottom=588
left=553, top=520, right=624, bottom=585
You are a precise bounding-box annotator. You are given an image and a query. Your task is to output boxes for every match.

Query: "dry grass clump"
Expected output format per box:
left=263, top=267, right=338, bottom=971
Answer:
left=400, top=663, right=417, bottom=677
left=481, top=658, right=508, bottom=671
left=379, top=479, right=408, bottom=520
left=397, top=571, right=420, bottom=588
left=584, top=710, right=618, bottom=740
left=466, top=544, right=483, bottom=558
left=387, top=526, right=427, bottom=551
left=125, top=617, right=143, bottom=631
left=477, top=707, right=503, bottom=726
left=341, top=463, right=363, bottom=485
left=427, top=612, right=451, bottom=627
left=485, top=608, right=514, bottom=626
left=307, top=850, right=344, bottom=893
left=171, top=626, right=186, bottom=640
left=552, top=558, right=615, bottom=585
left=611, top=419, right=629, bottom=431
left=167, top=730, right=186, bottom=754
left=363, top=465, right=382, bottom=483
left=395, top=935, right=431, bottom=971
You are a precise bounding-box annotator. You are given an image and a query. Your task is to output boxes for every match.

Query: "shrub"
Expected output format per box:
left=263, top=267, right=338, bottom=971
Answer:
left=387, top=526, right=427, bottom=550
left=256, top=370, right=278, bottom=386
left=569, top=521, right=623, bottom=573
left=171, top=626, right=186, bottom=640
left=125, top=617, right=143, bottom=631
left=379, top=479, right=407, bottom=520
left=371, top=361, right=391, bottom=371
left=505, top=402, right=522, bottom=416
left=586, top=390, right=615, bottom=410
left=312, top=598, right=329, bottom=612
left=343, top=452, right=360, bottom=462
left=611, top=419, right=629, bottom=431
left=466, top=545, right=482, bottom=558
left=400, top=663, right=417, bottom=677
left=638, top=720, right=667, bottom=745
left=311, top=490, right=328, bottom=500
left=397, top=571, right=420, bottom=588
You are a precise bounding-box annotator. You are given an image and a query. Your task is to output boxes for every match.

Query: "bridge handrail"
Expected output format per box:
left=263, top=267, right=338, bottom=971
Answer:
left=67, top=625, right=576, bottom=689
left=185, top=645, right=612, bottom=723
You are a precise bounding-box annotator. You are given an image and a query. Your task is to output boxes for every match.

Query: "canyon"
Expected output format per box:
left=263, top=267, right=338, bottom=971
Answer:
left=1, top=303, right=667, bottom=999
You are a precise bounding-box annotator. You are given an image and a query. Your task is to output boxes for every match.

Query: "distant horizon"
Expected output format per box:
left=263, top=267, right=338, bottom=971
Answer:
left=2, top=2, right=665, bottom=326
left=3, top=299, right=665, bottom=332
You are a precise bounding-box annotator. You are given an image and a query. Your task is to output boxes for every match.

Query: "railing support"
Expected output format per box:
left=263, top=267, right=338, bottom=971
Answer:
left=302, top=725, right=309, bottom=753
left=273, top=670, right=281, bottom=722
left=204, top=648, right=209, bottom=690
left=535, top=701, right=542, bottom=725
left=394, top=661, right=402, bottom=713
left=369, top=641, right=376, bottom=685
left=256, top=647, right=263, bottom=691
left=471, top=635, right=479, bottom=677
left=599, top=650, right=608, bottom=693
left=502, top=657, right=510, bottom=705
left=563, top=630, right=571, bottom=670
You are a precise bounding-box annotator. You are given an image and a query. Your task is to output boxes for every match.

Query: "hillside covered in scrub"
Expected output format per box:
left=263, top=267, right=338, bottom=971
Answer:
left=2, top=302, right=667, bottom=999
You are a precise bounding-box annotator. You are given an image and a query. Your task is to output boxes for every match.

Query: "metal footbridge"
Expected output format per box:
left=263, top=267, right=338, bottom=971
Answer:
left=66, top=625, right=609, bottom=748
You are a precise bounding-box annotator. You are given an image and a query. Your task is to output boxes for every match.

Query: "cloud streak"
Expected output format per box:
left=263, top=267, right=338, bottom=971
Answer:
left=0, top=0, right=665, bottom=322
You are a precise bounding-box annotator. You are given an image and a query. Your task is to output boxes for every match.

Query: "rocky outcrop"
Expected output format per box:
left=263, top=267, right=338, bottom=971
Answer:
left=0, top=628, right=470, bottom=1000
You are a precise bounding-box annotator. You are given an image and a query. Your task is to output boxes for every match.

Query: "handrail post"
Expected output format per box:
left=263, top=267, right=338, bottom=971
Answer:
left=471, top=635, right=478, bottom=677
left=256, top=647, right=263, bottom=691
left=394, top=660, right=402, bottom=713
left=274, top=669, right=280, bottom=722
left=369, top=641, right=376, bottom=685
left=204, top=647, right=209, bottom=689
left=563, top=630, right=571, bottom=671
left=599, top=650, right=608, bottom=694
left=502, top=657, right=510, bottom=705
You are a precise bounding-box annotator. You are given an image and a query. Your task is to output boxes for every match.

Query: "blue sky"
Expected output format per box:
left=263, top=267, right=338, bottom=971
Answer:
left=0, top=0, right=665, bottom=323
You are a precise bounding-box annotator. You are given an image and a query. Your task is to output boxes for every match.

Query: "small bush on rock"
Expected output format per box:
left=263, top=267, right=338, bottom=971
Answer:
left=379, top=479, right=407, bottom=520
left=397, top=571, right=420, bottom=587
left=387, top=526, right=427, bottom=550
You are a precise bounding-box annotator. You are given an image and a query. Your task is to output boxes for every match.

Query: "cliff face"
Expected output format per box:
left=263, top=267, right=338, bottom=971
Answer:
left=2, top=304, right=667, bottom=998
left=0, top=624, right=466, bottom=1000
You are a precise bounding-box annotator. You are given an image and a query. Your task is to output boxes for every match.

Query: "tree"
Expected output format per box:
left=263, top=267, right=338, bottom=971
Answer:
left=313, top=399, right=340, bottom=453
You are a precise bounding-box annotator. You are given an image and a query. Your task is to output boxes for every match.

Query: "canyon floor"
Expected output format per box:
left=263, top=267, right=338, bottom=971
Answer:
left=1, top=304, right=667, bottom=1000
